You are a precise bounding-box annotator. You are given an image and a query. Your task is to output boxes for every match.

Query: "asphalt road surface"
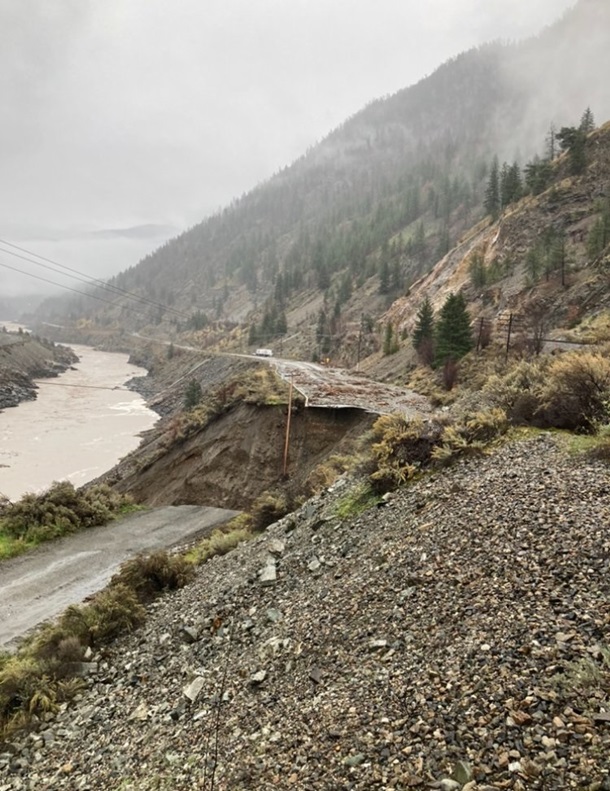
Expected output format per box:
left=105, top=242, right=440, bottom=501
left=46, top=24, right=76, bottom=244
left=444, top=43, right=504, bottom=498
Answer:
left=0, top=505, right=238, bottom=648
left=273, top=359, right=431, bottom=416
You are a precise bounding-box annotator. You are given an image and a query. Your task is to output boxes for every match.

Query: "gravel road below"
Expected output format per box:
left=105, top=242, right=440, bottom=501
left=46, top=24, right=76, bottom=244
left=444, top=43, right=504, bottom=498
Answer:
left=0, top=505, right=238, bottom=649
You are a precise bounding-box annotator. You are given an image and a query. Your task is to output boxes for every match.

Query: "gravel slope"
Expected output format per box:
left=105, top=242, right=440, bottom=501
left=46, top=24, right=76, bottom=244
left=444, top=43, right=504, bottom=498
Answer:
left=2, top=434, right=610, bottom=790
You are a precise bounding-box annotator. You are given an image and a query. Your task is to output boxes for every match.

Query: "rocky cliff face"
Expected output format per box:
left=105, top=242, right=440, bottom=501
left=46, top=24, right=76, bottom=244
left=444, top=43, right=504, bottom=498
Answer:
left=386, top=121, right=610, bottom=337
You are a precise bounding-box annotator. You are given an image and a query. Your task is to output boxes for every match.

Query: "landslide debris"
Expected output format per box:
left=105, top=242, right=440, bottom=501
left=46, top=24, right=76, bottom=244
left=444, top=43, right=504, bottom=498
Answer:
left=3, top=433, right=610, bottom=789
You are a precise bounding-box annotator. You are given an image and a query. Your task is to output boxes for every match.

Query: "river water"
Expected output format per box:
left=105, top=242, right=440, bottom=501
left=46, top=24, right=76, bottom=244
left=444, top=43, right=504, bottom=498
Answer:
left=0, top=343, right=158, bottom=502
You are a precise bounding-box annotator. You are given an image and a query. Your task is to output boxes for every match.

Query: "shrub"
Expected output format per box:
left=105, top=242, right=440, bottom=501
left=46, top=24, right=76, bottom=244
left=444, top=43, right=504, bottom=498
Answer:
left=432, top=409, right=509, bottom=465
left=368, top=410, right=509, bottom=493
left=538, top=353, right=610, bottom=433
left=111, top=551, right=195, bottom=603
left=482, top=359, right=548, bottom=424
left=368, top=416, right=443, bottom=493
left=0, top=482, right=132, bottom=542
left=0, top=657, right=58, bottom=726
left=249, top=491, right=289, bottom=531
left=305, top=455, right=354, bottom=496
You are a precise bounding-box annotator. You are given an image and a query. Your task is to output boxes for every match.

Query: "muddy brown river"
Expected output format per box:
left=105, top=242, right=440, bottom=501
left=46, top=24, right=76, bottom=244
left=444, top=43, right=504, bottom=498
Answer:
left=0, top=343, right=158, bottom=502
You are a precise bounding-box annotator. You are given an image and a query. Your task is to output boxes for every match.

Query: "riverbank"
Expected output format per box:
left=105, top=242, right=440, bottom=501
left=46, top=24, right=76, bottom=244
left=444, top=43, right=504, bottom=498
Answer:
left=0, top=330, right=78, bottom=412
left=0, top=345, right=158, bottom=502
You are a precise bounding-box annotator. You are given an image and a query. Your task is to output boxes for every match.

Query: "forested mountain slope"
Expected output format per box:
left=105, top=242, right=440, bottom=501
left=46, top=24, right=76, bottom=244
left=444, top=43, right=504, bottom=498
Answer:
left=37, top=0, right=610, bottom=362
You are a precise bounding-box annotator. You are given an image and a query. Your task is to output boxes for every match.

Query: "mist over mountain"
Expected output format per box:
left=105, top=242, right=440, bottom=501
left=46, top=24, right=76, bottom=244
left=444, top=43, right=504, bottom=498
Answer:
left=37, top=0, right=610, bottom=344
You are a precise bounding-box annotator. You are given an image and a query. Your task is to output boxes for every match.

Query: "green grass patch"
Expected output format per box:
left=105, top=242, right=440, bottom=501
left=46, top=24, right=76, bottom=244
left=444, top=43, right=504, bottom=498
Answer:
left=184, top=524, right=253, bottom=565
left=558, top=425, right=610, bottom=457
left=334, top=483, right=380, bottom=520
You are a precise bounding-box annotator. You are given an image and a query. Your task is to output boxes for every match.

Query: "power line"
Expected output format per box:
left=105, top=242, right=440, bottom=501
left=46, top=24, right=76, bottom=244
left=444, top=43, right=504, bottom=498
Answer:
left=0, top=259, right=155, bottom=318
left=0, top=239, right=190, bottom=320
left=35, top=381, right=132, bottom=392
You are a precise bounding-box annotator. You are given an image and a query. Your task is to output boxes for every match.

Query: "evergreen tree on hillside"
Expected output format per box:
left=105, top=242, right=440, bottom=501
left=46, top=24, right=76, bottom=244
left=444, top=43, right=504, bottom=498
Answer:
left=378, top=257, right=390, bottom=294
left=500, top=162, right=523, bottom=208
left=412, top=296, right=435, bottom=365
left=184, top=379, right=203, bottom=410
left=484, top=157, right=500, bottom=219
left=580, top=107, right=596, bottom=135
left=524, top=156, right=552, bottom=195
left=434, top=292, right=473, bottom=367
left=545, top=123, right=557, bottom=161
left=587, top=200, right=610, bottom=260
left=557, top=126, right=587, bottom=175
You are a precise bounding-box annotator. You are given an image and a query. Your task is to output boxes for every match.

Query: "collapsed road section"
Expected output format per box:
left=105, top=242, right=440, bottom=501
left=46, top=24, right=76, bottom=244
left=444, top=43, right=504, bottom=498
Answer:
left=273, top=359, right=431, bottom=416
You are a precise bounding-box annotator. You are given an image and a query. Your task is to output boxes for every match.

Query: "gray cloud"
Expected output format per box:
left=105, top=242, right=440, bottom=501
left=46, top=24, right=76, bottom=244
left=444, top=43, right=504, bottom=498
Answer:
left=0, top=0, right=574, bottom=294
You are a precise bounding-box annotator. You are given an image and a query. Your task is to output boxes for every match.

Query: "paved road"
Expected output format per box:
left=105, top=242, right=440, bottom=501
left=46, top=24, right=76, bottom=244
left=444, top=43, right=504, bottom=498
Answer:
left=0, top=505, right=239, bottom=648
left=274, top=359, right=431, bottom=416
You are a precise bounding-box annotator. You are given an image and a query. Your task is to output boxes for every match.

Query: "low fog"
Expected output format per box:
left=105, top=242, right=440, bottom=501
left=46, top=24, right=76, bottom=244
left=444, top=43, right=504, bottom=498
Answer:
left=0, top=0, right=575, bottom=296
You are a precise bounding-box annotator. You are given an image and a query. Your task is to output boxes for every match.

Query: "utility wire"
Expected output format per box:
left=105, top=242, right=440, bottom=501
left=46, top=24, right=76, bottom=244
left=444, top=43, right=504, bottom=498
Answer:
left=0, top=259, right=161, bottom=321
left=0, top=239, right=191, bottom=320
left=35, top=381, right=132, bottom=392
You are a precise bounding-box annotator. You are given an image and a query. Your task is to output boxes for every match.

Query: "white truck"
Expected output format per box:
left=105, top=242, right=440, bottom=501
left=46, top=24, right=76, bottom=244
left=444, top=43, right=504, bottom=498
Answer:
left=254, top=348, right=273, bottom=357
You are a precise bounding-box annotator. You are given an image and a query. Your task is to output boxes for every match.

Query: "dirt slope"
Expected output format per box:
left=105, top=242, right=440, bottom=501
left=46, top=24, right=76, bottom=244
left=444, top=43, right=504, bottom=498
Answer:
left=112, top=403, right=373, bottom=509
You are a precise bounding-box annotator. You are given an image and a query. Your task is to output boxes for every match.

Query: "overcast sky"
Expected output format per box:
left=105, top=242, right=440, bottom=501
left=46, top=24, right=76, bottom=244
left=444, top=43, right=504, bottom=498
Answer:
left=0, top=0, right=575, bottom=295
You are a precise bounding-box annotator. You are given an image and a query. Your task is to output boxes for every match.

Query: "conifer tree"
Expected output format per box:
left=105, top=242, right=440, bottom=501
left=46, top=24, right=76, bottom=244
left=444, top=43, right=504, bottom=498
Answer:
left=580, top=107, right=596, bottom=135
left=412, top=296, right=435, bottom=365
left=184, top=379, right=203, bottom=410
left=434, top=293, right=473, bottom=367
left=484, top=157, right=500, bottom=219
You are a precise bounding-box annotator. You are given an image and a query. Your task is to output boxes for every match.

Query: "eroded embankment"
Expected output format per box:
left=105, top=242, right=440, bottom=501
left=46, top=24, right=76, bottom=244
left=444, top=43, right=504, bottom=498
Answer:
left=112, top=403, right=373, bottom=509
left=0, top=334, right=78, bottom=411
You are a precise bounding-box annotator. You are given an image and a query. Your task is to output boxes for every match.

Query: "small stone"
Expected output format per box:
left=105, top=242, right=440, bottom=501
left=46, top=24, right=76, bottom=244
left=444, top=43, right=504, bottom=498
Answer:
left=439, top=780, right=460, bottom=791
left=73, top=662, right=99, bottom=677
left=129, top=702, right=149, bottom=722
left=343, top=753, right=366, bottom=767
left=180, top=625, right=200, bottom=644
left=250, top=670, right=267, bottom=686
left=267, top=539, right=285, bottom=556
left=260, top=564, right=277, bottom=586
left=369, top=639, right=388, bottom=651
left=308, top=558, right=322, bottom=572
left=183, top=677, right=205, bottom=703
left=309, top=667, right=323, bottom=685
left=452, top=760, right=474, bottom=785
left=266, top=608, right=283, bottom=623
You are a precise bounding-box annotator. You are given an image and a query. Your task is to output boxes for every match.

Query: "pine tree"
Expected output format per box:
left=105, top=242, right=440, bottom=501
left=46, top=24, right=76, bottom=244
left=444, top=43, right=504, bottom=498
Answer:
left=545, top=124, right=557, bottom=161
left=412, top=297, right=435, bottom=365
left=184, top=379, right=203, bottom=410
left=383, top=322, right=399, bottom=356
left=524, top=157, right=551, bottom=195
left=468, top=250, right=486, bottom=289
left=484, top=157, right=500, bottom=219
left=434, top=293, right=473, bottom=367
left=557, top=126, right=587, bottom=175
left=378, top=258, right=390, bottom=294
left=580, top=107, right=596, bottom=135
